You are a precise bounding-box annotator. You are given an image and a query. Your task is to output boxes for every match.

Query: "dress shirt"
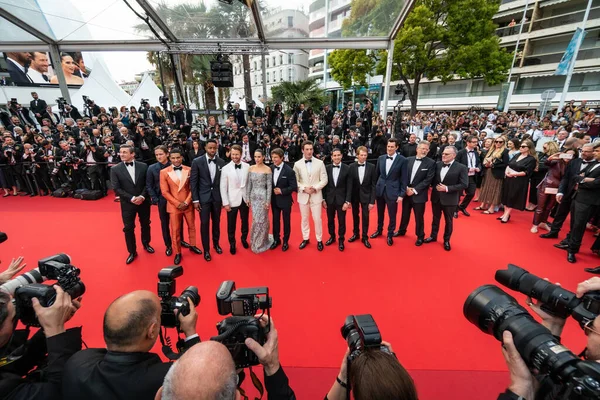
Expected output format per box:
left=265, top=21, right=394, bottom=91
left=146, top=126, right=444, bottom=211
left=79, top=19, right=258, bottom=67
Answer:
left=27, top=68, right=49, bottom=84
left=467, top=150, right=477, bottom=176
left=242, top=143, right=251, bottom=162
left=233, top=162, right=242, bottom=180
left=86, top=151, right=95, bottom=164
left=332, top=163, right=341, bottom=186
left=385, top=154, right=395, bottom=175
left=206, top=154, right=216, bottom=182
left=358, top=163, right=366, bottom=184
left=410, top=158, right=422, bottom=185
left=580, top=160, right=596, bottom=171
left=440, top=160, right=454, bottom=182
left=304, top=158, right=312, bottom=175
left=273, top=163, right=282, bottom=184
left=126, top=162, right=136, bottom=183
left=174, top=166, right=182, bottom=180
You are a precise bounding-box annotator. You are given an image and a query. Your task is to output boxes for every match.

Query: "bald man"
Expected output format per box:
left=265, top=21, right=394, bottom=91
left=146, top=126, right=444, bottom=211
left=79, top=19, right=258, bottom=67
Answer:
left=62, top=290, right=199, bottom=400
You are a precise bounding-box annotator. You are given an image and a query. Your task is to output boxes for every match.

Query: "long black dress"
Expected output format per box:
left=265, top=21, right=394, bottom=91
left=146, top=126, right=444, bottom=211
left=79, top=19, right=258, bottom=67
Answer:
left=501, top=154, right=536, bottom=211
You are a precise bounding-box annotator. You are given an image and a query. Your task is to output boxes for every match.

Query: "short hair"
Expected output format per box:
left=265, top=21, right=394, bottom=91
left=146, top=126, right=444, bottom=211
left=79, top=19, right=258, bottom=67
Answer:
left=387, top=138, right=399, bottom=147
left=271, top=148, right=284, bottom=158
left=103, top=297, right=158, bottom=347
left=206, top=139, right=217, bottom=146
left=120, top=144, right=135, bottom=154
left=331, top=148, right=342, bottom=155
left=417, top=140, right=430, bottom=148
left=466, top=135, right=478, bottom=142
left=444, top=145, right=458, bottom=155
left=169, top=148, right=183, bottom=157
left=155, top=145, right=168, bottom=154
left=332, top=135, right=340, bottom=141
left=357, top=146, right=368, bottom=155
left=302, top=140, right=314, bottom=150
left=230, top=144, right=242, bottom=153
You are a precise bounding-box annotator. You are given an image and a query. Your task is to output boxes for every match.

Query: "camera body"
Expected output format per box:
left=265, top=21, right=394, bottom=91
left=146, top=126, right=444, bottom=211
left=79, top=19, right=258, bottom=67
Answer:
left=157, top=266, right=200, bottom=328
left=341, top=314, right=391, bottom=362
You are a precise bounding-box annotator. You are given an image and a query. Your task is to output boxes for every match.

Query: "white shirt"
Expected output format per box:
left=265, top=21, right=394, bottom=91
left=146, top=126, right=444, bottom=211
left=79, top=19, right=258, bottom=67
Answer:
left=125, top=162, right=136, bottom=183
left=410, top=158, right=422, bottom=185
left=273, top=163, right=282, bottom=185
left=358, top=163, right=366, bottom=184
left=467, top=149, right=477, bottom=175
left=332, top=163, right=341, bottom=186
left=304, top=158, right=312, bottom=175
left=233, top=162, right=242, bottom=180
left=86, top=150, right=95, bottom=164
left=206, top=154, right=216, bottom=182
left=27, top=68, right=49, bottom=84
left=440, top=160, right=454, bottom=182
left=385, top=154, right=395, bottom=175
left=242, top=143, right=251, bottom=162
left=174, top=166, right=183, bottom=180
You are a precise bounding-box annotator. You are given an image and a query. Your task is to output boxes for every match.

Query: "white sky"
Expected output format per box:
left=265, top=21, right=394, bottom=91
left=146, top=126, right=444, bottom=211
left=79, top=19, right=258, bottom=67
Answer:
left=101, top=52, right=155, bottom=83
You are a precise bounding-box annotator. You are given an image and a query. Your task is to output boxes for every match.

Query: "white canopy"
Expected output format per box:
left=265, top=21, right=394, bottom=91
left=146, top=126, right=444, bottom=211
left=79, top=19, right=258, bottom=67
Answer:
left=127, top=73, right=163, bottom=108
left=71, top=57, right=132, bottom=111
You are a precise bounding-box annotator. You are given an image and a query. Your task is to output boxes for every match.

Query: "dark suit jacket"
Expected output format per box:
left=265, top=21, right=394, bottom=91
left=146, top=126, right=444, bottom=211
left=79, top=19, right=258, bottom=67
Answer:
left=271, top=163, right=297, bottom=209
left=431, top=161, right=469, bottom=206
left=456, top=148, right=482, bottom=174
left=110, top=161, right=150, bottom=210
left=574, top=163, right=600, bottom=205
left=349, top=162, right=376, bottom=204
left=146, top=161, right=170, bottom=203
left=6, top=60, right=30, bottom=84
left=401, top=143, right=417, bottom=158
left=30, top=99, right=47, bottom=116
left=323, top=163, right=352, bottom=206
left=190, top=155, right=226, bottom=204
left=375, top=154, right=407, bottom=199
left=233, top=109, right=247, bottom=127
left=404, top=156, right=436, bottom=203
left=558, top=159, right=597, bottom=198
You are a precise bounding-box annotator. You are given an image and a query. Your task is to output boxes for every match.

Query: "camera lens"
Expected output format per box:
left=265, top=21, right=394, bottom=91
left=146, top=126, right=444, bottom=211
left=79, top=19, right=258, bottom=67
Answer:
left=177, top=286, right=200, bottom=316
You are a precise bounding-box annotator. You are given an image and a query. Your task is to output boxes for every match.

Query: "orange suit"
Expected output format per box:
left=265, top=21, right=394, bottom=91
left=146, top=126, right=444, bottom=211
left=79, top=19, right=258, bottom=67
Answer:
left=160, top=165, right=197, bottom=253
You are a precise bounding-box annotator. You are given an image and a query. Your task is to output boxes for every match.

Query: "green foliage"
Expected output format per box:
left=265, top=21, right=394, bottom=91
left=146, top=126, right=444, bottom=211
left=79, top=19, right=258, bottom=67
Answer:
left=329, top=49, right=376, bottom=90
left=271, top=79, right=328, bottom=114
left=342, top=0, right=404, bottom=37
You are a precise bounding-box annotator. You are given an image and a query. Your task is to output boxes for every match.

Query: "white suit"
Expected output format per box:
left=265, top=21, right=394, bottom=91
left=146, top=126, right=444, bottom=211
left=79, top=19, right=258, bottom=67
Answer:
left=293, top=157, right=328, bottom=241
left=220, top=161, right=250, bottom=207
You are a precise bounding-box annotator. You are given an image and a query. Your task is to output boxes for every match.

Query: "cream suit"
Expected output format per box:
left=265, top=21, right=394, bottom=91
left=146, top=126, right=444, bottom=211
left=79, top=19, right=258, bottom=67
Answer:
left=293, top=157, right=328, bottom=241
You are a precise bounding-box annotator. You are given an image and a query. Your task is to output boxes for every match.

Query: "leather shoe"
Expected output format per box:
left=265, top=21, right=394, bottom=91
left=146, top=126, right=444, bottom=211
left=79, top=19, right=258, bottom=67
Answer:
left=387, top=237, right=393, bottom=246
left=415, top=239, right=424, bottom=246
left=181, top=241, right=191, bottom=248
left=370, top=230, right=382, bottom=239
left=392, top=231, right=406, bottom=237
left=174, top=253, right=182, bottom=265
left=348, top=235, right=359, bottom=243
left=453, top=212, right=458, bottom=219
left=540, top=232, right=559, bottom=239
left=338, top=240, right=344, bottom=252
left=567, top=252, right=577, bottom=263
left=214, top=245, right=223, bottom=254
left=143, top=244, right=155, bottom=254
left=190, top=246, right=202, bottom=254
left=270, top=241, right=281, bottom=250
left=165, top=247, right=173, bottom=256
left=299, top=240, right=309, bottom=249
left=241, top=239, right=249, bottom=249
left=230, top=244, right=236, bottom=255
left=362, top=239, right=371, bottom=249
left=423, top=237, right=436, bottom=244
left=204, top=252, right=211, bottom=262
left=317, top=241, right=324, bottom=251
left=554, top=243, right=569, bottom=250
left=125, top=252, right=137, bottom=264
left=585, top=266, right=600, bottom=274
left=444, top=241, right=451, bottom=251
left=282, top=242, right=289, bottom=252
left=325, top=237, right=336, bottom=246
left=459, top=207, right=470, bottom=217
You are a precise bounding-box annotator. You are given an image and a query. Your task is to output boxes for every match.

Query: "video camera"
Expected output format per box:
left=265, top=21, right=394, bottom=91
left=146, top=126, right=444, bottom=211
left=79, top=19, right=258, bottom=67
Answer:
left=141, top=98, right=149, bottom=107
left=157, top=266, right=200, bottom=328
left=211, top=281, right=272, bottom=368
left=159, top=95, right=169, bottom=110
left=56, top=97, right=68, bottom=112
left=82, top=95, right=93, bottom=106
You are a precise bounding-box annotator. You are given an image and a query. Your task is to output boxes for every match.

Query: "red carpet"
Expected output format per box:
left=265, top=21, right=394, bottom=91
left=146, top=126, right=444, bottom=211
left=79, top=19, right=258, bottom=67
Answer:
left=1, top=194, right=598, bottom=398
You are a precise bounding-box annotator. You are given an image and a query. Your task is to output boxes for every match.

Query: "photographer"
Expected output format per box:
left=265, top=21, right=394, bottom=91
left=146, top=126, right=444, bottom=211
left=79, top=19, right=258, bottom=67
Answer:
left=80, top=130, right=106, bottom=193
left=62, top=290, right=199, bottom=400
left=0, top=282, right=82, bottom=400
left=0, top=135, right=28, bottom=196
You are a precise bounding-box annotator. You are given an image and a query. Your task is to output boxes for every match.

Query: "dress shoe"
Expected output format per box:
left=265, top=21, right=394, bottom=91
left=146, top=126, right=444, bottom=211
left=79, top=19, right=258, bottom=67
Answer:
left=444, top=241, right=451, bottom=251
left=459, top=207, right=470, bottom=217
left=540, top=232, right=559, bottom=239
left=204, top=252, right=211, bottom=262
left=299, top=240, right=310, bottom=249
left=241, top=239, right=249, bottom=249
left=423, top=237, right=436, bottom=244
left=348, top=234, right=359, bottom=243
left=230, top=244, right=236, bottom=255
left=370, top=230, right=382, bottom=239
left=125, top=252, right=137, bottom=264
left=181, top=241, right=191, bottom=248
left=500, top=215, right=511, bottom=223
left=387, top=237, right=393, bottom=246
left=214, top=245, right=223, bottom=254
left=453, top=212, right=458, bottom=219
left=317, top=241, right=324, bottom=251
left=554, top=243, right=569, bottom=250
left=190, top=246, right=202, bottom=254
left=270, top=241, right=281, bottom=250
left=415, top=239, right=424, bottom=246
left=338, top=240, right=344, bottom=252
left=165, top=247, right=173, bottom=256
left=174, top=253, right=182, bottom=265
left=585, top=266, right=600, bottom=274
left=143, top=244, right=155, bottom=254
left=567, top=252, right=577, bottom=263
left=362, top=239, right=371, bottom=249
left=282, top=242, right=289, bottom=252
left=325, top=236, right=336, bottom=246
left=392, top=231, right=406, bottom=237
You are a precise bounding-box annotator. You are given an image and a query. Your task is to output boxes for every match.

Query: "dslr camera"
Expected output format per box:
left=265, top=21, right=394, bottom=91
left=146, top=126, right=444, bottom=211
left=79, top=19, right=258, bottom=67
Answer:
left=342, top=314, right=393, bottom=362
left=56, top=97, right=68, bottom=112
left=157, top=266, right=200, bottom=328
left=12, top=254, right=85, bottom=327
left=211, top=281, right=272, bottom=368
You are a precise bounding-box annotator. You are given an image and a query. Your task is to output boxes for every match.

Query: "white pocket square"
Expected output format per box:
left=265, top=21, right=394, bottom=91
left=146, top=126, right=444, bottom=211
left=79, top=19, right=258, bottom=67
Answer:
left=421, top=168, right=428, bottom=171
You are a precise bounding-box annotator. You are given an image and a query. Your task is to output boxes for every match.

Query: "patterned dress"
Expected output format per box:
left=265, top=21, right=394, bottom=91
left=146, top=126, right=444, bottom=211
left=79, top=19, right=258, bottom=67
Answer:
left=246, top=171, right=273, bottom=253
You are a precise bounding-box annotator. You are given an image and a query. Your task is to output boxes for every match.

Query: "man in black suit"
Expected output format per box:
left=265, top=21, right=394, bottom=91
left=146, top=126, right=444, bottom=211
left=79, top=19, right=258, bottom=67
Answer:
left=62, top=290, right=199, bottom=400
left=110, top=145, right=154, bottom=264
left=240, top=133, right=257, bottom=164
left=293, top=103, right=311, bottom=134
left=401, top=133, right=418, bottom=157
left=371, top=138, right=407, bottom=246
left=455, top=135, right=482, bottom=217
left=395, top=141, right=435, bottom=246
left=322, top=104, right=334, bottom=126
left=323, top=148, right=352, bottom=251
left=424, top=146, right=469, bottom=251
left=348, top=146, right=376, bottom=248
left=64, top=104, right=82, bottom=121
left=190, top=139, right=226, bottom=261
left=270, top=148, right=298, bottom=251
left=4, top=52, right=32, bottom=84
left=233, top=103, right=247, bottom=128
left=29, top=92, right=47, bottom=124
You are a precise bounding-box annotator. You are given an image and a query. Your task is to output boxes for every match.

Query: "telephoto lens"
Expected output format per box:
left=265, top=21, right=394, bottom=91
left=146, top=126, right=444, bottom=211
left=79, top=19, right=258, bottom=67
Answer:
left=176, top=286, right=200, bottom=317
left=0, top=268, right=45, bottom=295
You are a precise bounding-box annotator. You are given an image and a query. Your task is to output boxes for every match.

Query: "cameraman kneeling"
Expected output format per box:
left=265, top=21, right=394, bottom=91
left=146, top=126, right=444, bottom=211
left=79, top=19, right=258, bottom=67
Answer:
left=0, top=286, right=82, bottom=400
left=62, top=290, right=199, bottom=400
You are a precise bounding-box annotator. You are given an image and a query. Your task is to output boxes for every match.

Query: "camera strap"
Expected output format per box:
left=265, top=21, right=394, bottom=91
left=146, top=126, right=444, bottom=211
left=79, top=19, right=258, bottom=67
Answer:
left=237, top=366, right=264, bottom=400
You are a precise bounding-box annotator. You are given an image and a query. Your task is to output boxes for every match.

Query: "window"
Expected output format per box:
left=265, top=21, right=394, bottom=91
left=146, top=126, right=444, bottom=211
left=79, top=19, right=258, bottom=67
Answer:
left=280, top=69, right=283, bottom=81
left=288, top=68, right=293, bottom=81
left=267, top=72, right=270, bottom=83
left=280, top=55, right=283, bottom=65
left=266, top=58, right=269, bottom=68
left=272, top=56, right=276, bottom=66
left=288, top=54, right=293, bottom=64
left=253, top=61, right=257, bottom=71
left=254, top=74, right=257, bottom=85
left=288, top=16, right=293, bottom=27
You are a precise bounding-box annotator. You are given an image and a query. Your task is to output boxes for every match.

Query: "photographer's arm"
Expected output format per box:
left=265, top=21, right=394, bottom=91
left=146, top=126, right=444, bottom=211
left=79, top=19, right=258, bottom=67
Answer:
left=500, top=331, right=536, bottom=400
left=177, top=298, right=200, bottom=348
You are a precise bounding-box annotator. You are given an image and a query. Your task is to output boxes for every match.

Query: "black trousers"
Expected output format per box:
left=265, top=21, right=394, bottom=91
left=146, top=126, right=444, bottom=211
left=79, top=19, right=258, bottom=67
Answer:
left=549, top=196, right=573, bottom=234
left=86, top=165, right=104, bottom=192
left=326, top=203, right=347, bottom=240
left=459, top=176, right=477, bottom=209
left=227, top=202, right=249, bottom=245
left=121, top=202, right=151, bottom=254
left=200, top=201, right=221, bottom=251
left=431, top=201, right=456, bottom=242
left=351, top=201, right=370, bottom=239
left=399, top=197, right=426, bottom=240
left=157, top=199, right=172, bottom=247
left=376, top=193, right=398, bottom=237
left=272, top=204, right=292, bottom=243
left=568, top=200, right=597, bottom=253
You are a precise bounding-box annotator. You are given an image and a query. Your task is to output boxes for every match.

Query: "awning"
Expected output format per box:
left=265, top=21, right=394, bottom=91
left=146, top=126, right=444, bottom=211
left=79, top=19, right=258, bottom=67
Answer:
left=519, top=68, right=600, bottom=79
left=495, top=6, right=534, bottom=19
left=540, top=0, right=571, bottom=8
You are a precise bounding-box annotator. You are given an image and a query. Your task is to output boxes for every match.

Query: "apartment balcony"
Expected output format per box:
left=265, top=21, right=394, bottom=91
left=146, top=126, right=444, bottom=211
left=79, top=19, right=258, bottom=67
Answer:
left=328, top=18, right=342, bottom=33
left=309, top=10, right=326, bottom=24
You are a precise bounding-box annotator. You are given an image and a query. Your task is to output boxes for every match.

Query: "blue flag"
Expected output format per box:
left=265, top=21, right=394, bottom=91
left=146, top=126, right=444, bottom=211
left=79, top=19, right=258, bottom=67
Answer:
left=555, top=28, right=587, bottom=76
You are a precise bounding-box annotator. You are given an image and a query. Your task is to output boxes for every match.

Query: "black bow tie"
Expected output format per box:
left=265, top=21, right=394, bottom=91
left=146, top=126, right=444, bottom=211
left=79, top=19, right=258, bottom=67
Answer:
left=235, top=164, right=241, bottom=169
left=275, top=166, right=281, bottom=170
left=387, top=156, right=394, bottom=160
left=173, top=166, right=182, bottom=171
left=208, top=158, right=215, bottom=163
left=358, top=164, right=365, bottom=167
left=415, top=158, right=423, bottom=161
left=305, top=159, right=312, bottom=163
left=125, top=162, right=133, bottom=167
left=333, top=165, right=340, bottom=168
left=443, top=163, right=451, bottom=168
left=582, top=160, right=594, bottom=164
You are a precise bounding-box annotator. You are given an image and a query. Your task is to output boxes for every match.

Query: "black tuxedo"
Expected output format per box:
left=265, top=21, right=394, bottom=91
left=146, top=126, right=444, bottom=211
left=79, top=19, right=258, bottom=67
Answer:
left=6, top=59, right=31, bottom=84
left=375, top=154, right=408, bottom=237
left=401, top=142, right=417, bottom=158
left=146, top=161, right=173, bottom=248
left=110, top=161, right=151, bottom=254
left=323, top=163, right=353, bottom=240
left=323, top=109, right=334, bottom=126
left=398, top=156, right=435, bottom=239
left=456, top=148, right=482, bottom=210
left=568, top=162, right=600, bottom=253
left=30, top=99, right=47, bottom=119
left=271, top=163, right=298, bottom=243
left=233, top=109, right=247, bottom=127
left=190, top=155, right=226, bottom=251
left=349, top=162, right=376, bottom=239
left=429, top=161, right=469, bottom=242
left=293, top=110, right=311, bottom=133
left=65, top=106, right=82, bottom=121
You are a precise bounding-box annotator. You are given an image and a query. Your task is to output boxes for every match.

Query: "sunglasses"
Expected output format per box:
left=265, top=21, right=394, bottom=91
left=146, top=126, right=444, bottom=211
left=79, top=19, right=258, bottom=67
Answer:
left=585, top=320, right=600, bottom=337
left=495, top=141, right=504, bottom=143
left=520, top=145, right=529, bottom=148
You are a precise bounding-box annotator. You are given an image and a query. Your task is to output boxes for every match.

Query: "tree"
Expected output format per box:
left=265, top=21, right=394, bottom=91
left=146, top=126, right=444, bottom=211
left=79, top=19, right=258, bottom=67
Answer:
left=341, top=0, right=401, bottom=37
left=329, top=0, right=513, bottom=115
left=271, top=79, right=328, bottom=114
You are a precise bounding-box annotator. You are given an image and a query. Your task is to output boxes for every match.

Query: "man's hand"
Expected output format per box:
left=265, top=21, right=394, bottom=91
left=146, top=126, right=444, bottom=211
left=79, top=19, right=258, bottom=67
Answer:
left=176, top=298, right=198, bottom=338
left=397, top=196, right=403, bottom=203
left=577, top=277, right=600, bottom=298
left=274, top=188, right=282, bottom=195
left=582, top=177, right=595, bottom=183
left=526, top=280, right=566, bottom=336
left=502, top=331, right=536, bottom=399
left=224, top=204, right=231, bottom=212
left=177, top=202, right=187, bottom=210
left=0, top=256, right=26, bottom=284
left=194, top=203, right=201, bottom=211
left=342, top=203, right=349, bottom=211
left=131, top=196, right=143, bottom=205
left=406, top=188, right=414, bottom=197
left=368, top=204, right=374, bottom=210
left=32, top=285, right=75, bottom=338
left=322, top=201, right=327, bottom=209
left=556, top=194, right=563, bottom=204
left=245, top=315, right=280, bottom=376
left=436, top=183, right=447, bottom=192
